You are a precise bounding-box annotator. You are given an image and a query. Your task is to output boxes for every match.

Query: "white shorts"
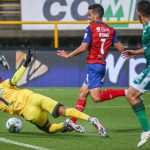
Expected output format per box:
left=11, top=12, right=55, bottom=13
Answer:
left=130, top=67, right=150, bottom=93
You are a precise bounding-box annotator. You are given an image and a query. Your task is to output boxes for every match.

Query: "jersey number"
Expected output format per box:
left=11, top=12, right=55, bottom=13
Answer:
left=100, top=38, right=106, bottom=54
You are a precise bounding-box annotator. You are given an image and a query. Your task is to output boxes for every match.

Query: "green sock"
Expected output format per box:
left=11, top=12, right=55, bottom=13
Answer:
left=132, top=99, right=150, bottom=131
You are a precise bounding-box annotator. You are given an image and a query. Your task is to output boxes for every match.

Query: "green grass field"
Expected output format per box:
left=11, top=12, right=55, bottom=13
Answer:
left=1, top=88, right=150, bottom=150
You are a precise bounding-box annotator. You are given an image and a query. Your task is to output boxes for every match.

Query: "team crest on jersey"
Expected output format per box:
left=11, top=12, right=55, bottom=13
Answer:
left=16, top=51, right=48, bottom=86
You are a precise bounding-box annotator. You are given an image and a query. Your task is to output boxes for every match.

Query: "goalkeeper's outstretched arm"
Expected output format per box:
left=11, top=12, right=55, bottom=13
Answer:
left=10, top=50, right=33, bottom=86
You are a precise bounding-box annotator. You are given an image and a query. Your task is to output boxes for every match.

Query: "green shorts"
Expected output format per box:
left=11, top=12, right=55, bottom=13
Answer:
left=130, top=67, right=150, bottom=93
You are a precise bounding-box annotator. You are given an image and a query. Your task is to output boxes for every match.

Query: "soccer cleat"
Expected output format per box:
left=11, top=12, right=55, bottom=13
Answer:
left=0, top=55, right=10, bottom=70
left=64, top=119, right=85, bottom=133
left=137, top=131, right=150, bottom=147
left=63, top=122, right=73, bottom=133
left=88, top=117, right=107, bottom=137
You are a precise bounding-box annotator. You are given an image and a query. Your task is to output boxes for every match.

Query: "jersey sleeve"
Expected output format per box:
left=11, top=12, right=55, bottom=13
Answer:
left=112, top=30, right=119, bottom=44
left=82, top=26, right=92, bottom=44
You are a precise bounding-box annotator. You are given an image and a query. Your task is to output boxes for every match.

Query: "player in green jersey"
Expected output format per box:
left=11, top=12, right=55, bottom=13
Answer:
left=122, top=0, right=150, bottom=147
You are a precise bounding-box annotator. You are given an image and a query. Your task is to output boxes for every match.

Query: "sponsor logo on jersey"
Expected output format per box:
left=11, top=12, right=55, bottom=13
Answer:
left=96, top=27, right=109, bottom=32
left=99, top=33, right=109, bottom=37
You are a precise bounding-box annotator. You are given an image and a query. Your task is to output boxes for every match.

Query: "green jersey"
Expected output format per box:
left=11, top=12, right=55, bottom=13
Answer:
left=143, top=21, right=150, bottom=67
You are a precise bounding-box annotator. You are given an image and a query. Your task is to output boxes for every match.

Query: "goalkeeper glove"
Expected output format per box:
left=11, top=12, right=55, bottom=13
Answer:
left=23, top=50, right=33, bottom=67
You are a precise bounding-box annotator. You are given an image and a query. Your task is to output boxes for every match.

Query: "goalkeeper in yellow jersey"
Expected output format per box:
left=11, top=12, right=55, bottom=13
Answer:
left=0, top=50, right=107, bottom=137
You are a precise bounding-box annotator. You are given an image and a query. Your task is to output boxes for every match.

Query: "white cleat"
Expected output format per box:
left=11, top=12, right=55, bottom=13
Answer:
left=137, top=131, right=150, bottom=147
left=65, top=119, right=85, bottom=133
left=89, top=117, right=107, bottom=137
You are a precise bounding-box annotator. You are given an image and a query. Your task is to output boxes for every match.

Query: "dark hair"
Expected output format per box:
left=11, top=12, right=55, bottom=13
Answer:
left=88, top=4, right=104, bottom=18
left=137, top=0, right=150, bottom=17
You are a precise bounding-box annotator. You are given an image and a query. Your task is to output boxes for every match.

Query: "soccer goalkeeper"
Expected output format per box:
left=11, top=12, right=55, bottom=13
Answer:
left=0, top=50, right=107, bottom=137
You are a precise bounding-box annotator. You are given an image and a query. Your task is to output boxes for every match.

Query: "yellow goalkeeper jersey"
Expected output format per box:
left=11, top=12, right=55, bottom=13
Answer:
left=0, top=79, right=33, bottom=115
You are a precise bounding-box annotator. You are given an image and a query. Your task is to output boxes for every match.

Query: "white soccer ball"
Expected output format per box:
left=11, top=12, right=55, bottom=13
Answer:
left=6, top=117, right=22, bottom=133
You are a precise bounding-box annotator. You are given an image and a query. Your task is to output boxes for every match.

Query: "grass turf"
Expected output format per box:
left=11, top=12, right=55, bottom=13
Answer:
left=0, top=87, right=150, bottom=150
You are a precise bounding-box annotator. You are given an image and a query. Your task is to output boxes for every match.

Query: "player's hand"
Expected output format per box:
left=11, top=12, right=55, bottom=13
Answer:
left=24, top=50, right=33, bottom=67
left=121, top=50, right=136, bottom=59
left=57, top=50, right=69, bottom=58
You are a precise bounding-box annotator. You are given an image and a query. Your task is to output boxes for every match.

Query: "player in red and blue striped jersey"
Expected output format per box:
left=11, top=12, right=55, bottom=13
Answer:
left=57, top=4, right=125, bottom=123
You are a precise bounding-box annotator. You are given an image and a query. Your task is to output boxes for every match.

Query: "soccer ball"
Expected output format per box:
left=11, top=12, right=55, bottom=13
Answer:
left=6, top=117, right=22, bottom=133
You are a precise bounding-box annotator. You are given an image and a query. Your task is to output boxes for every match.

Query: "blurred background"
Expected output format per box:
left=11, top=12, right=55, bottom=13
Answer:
left=0, top=0, right=146, bottom=88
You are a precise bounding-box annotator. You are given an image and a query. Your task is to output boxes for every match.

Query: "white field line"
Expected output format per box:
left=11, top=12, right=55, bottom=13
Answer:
left=0, top=137, right=51, bottom=150
left=86, top=105, right=150, bottom=108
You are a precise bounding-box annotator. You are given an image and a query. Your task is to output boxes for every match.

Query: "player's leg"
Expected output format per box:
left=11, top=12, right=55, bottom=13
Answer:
left=28, top=93, right=89, bottom=122
left=87, top=63, right=125, bottom=102
left=126, top=87, right=150, bottom=147
left=21, top=100, right=66, bottom=133
left=23, top=93, right=87, bottom=133
left=58, top=106, right=107, bottom=137
left=126, top=68, right=150, bottom=147
left=99, top=88, right=125, bottom=101
left=87, top=64, right=104, bottom=102
left=126, top=87, right=150, bottom=131
left=26, top=92, right=107, bottom=136
left=90, top=88, right=125, bottom=102
left=71, top=83, right=89, bottom=123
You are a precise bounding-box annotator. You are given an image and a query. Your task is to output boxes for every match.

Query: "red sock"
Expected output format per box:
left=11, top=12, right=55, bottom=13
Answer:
left=99, top=89, right=125, bottom=102
left=71, top=99, right=86, bottom=123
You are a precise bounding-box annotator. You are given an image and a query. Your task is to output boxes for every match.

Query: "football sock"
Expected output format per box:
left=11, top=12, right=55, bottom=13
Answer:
left=71, top=99, right=86, bottom=123
left=99, top=89, right=125, bottom=101
left=49, top=123, right=64, bottom=133
left=65, top=108, right=89, bottom=121
left=132, top=99, right=150, bottom=131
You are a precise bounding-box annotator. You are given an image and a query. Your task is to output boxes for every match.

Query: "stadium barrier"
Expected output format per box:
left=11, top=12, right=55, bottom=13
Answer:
left=0, top=20, right=140, bottom=48
left=0, top=49, right=145, bottom=87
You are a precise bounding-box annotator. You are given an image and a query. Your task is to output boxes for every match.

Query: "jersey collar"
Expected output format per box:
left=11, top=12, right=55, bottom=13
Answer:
left=95, top=21, right=104, bottom=24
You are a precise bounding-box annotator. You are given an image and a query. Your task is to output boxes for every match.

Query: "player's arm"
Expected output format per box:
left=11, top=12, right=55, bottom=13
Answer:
left=10, top=50, right=33, bottom=86
left=114, top=41, right=125, bottom=52
left=122, top=48, right=144, bottom=58
left=57, top=26, right=91, bottom=59
left=57, top=43, right=89, bottom=59
left=113, top=31, right=125, bottom=52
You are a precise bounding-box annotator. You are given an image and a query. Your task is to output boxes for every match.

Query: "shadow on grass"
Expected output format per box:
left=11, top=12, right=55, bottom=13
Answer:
left=109, top=128, right=141, bottom=133
left=0, top=131, right=91, bottom=138
left=0, top=128, right=141, bottom=141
